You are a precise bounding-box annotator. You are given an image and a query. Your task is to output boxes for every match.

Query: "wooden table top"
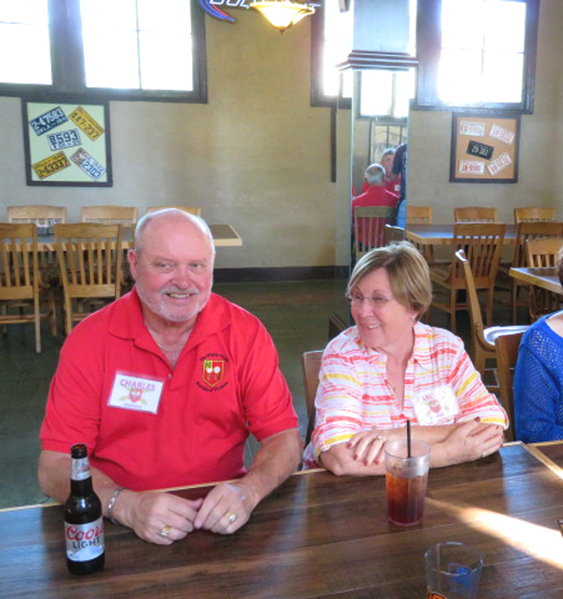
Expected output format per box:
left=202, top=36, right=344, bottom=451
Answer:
left=3, top=443, right=563, bottom=598
left=406, top=223, right=517, bottom=246
left=34, top=223, right=242, bottom=250
left=509, top=267, right=563, bottom=295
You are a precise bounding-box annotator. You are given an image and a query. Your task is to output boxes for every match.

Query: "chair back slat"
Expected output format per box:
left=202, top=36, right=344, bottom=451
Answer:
left=452, top=223, right=506, bottom=288
left=524, top=237, right=563, bottom=320
left=81, top=205, right=138, bottom=227
left=55, top=223, right=122, bottom=333
left=454, top=207, right=498, bottom=223
left=354, top=206, right=395, bottom=259
left=406, top=205, right=432, bottom=224
left=494, top=331, right=525, bottom=441
left=514, top=207, right=556, bottom=224
left=0, top=223, right=37, bottom=297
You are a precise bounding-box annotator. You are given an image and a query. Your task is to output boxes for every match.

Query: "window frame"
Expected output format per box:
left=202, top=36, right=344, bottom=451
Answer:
left=414, top=0, right=539, bottom=114
left=0, top=0, right=207, bottom=104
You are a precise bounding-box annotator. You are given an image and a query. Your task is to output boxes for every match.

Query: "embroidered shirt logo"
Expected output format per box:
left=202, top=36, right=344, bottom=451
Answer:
left=202, top=359, right=225, bottom=388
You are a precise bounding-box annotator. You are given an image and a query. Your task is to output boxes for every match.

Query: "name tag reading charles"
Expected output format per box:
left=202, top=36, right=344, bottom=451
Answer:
left=108, top=373, right=164, bottom=414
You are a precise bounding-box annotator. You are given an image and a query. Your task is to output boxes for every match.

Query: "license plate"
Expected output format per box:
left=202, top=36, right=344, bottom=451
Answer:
left=70, top=148, right=106, bottom=181
left=29, top=106, right=68, bottom=136
left=32, top=151, right=71, bottom=180
left=47, top=128, right=82, bottom=151
left=69, top=106, right=105, bottom=141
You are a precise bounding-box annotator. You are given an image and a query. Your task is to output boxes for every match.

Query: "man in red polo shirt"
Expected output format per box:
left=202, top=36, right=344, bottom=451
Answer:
left=352, top=163, right=398, bottom=248
left=39, top=209, right=302, bottom=545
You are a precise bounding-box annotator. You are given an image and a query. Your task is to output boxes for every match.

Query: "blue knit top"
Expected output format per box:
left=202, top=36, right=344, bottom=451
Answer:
left=514, top=312, right=563, bottom=442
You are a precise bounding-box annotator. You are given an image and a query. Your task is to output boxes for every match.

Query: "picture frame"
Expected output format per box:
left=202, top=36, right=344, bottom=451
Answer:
left=450, top=112, right=520, bottom=183
left=21, top=97, right=113, bottom=187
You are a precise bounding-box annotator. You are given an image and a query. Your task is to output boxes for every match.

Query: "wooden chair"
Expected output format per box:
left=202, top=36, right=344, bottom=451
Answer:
left=0, top=223, right=56, bottom=352
left=525, top=237, right=563, bottom=321
left=55, top=223, right=123, bottom=334
left=302, top=350, right=323, bottom=446
left=454, top=207, right=498, bottom=223
left=353, top=206, right=395, bottom=261
left=384, top=224, right=406, bottom=244
left=146, top=206, right=202, bottom=216
left=514, top=207, right=556, bottom=224
left=406, top=205, right=432, bottom=224
left=81, top=206, right=138, bottom=227
left=430, top=222, right=506, bottom=333
left=8, top=205, right=67, bottom=285
left=494, top=331, right=525, bottom=441
left=456, top=250, right=527, bottom=394
left=406, top=205, right=436, bottom=263
left=508, top=221, right=563, bottom=322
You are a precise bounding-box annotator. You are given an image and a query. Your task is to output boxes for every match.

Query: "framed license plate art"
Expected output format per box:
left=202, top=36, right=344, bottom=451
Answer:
left=450, top=113, right=520, bottom=183
left=22, top=98, right=112, bottom=187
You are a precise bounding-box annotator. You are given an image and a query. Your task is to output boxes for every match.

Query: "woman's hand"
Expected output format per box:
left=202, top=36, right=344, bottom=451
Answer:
left=439, top=420, right=504, bottom=466
left=347, top=428, right=399, bottom=466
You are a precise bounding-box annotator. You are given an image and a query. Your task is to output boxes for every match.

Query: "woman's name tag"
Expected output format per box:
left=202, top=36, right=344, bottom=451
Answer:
left=412, top=385, right=460, bottom=425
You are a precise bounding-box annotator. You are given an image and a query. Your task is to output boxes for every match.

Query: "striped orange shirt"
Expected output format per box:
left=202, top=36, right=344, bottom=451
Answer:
left=303, top=322, right=507, bottom=466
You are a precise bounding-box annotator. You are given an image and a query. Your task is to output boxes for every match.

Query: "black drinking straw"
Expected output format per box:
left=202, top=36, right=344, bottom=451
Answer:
left=407, top=419, right=412, bottom=458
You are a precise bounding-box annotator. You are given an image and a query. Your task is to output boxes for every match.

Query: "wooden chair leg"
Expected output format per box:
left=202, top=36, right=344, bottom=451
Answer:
left=485, top=289, right=494, bottom=326
left=34, top=294, right=41, bottom=354
left=48, top=287, right=57, bottom=337
left=64, top=296, right=73, bottom=336
left=511, top=282, right=518, bottom=324
left=450, top=287, right=457, bottom=334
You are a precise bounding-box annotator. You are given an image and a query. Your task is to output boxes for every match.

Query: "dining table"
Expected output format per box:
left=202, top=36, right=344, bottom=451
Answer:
left=406, top=223, right=518, bottom=246
left=2, top=442, right=563, bottom=598
left=34, top=223, right=243, bottom=251
left=509, top=266, right=563, bottom=295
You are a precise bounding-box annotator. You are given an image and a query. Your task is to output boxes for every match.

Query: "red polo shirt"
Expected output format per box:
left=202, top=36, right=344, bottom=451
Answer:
left=40, top=290, right=298, bottom=491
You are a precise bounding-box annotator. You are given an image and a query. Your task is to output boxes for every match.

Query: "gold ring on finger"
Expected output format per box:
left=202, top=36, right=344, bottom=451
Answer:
left=160, top=525, right=172, bottom=538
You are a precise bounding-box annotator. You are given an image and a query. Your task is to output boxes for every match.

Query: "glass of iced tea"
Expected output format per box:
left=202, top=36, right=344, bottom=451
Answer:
left=384, top=439, right=431, bottom=526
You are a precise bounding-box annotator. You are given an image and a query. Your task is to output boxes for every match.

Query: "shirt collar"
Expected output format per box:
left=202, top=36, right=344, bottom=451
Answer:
left=352, top=321, right=433, bottom=370
left=108, top=288, right=231, bottom=351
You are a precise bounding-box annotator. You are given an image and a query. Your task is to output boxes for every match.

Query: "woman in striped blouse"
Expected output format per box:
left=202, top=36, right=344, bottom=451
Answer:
left=303, top=242, right=506, bottom=474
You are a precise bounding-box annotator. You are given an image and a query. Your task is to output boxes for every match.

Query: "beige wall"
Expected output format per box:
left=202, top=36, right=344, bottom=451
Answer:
left=1, top=1, right=563, bottom=270
left=408, top=0, right=563, bottom=224
left=0, top=10, right=337, bottom=270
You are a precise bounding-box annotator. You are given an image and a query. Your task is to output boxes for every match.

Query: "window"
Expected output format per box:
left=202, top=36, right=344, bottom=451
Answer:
left=0, top=1, right=52, bottom=85
left=0, top=0, right=207, bottom=102
left=416, top=0, right=538, bottom=113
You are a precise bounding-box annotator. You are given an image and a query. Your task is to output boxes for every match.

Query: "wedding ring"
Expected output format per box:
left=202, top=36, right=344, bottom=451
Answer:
left=160, top=525, right=172, bottom=538
left=480, top=452, right=485, bottom=459
left=376, top=435, right=385, bottom=443
left=228, top=513, right=237, bottom=524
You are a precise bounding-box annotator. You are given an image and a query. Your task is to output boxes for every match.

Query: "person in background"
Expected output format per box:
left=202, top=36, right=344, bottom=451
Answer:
left=352, top=163, right=399, bottom=249
left=381, top=148, right=401, bottom=197
left=39, top=209, right=302, bottom=544
left=303, top=242, right=506, bottom=473
left=390, top=142, right=407, bottom=228
left=514, top=246, right=563, bottom=442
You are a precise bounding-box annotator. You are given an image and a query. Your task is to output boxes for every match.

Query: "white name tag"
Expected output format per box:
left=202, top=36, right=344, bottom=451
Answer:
left=107, top=372, right=164, bottom=415
left=412, top=385, right=460, bottom=425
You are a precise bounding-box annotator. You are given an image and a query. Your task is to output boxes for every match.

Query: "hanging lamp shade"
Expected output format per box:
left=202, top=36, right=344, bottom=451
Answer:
left=250, top=1, right=315, bottom=32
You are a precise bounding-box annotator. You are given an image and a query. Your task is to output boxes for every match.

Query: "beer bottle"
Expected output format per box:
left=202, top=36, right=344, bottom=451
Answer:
left=64, top=444, right=105, bottom=575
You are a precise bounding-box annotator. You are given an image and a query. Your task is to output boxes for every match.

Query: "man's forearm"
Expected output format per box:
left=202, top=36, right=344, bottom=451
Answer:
left=237, top=429, right=302, bottom=509
left=38, top=450, right=124, bottom=519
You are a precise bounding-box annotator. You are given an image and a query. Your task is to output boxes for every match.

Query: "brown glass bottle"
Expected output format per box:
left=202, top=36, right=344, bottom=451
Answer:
left=64, top=444, right=105, bottom=575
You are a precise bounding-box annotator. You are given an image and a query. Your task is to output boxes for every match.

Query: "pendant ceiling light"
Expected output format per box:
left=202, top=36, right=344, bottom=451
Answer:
left=250, top=1, right=316, bottom=33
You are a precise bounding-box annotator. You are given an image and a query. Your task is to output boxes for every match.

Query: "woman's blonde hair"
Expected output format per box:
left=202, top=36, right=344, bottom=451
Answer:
left=348, top=242, right=432, bottom=320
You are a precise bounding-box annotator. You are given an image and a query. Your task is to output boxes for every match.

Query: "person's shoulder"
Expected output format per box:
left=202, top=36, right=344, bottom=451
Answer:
left=324, top=327, right=359, bottom=356
left=416, top=322, right=463, bottom=349
left=208, top=293, right=265, bottom=331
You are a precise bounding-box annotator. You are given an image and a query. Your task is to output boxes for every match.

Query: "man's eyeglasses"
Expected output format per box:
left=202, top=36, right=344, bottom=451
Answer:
left=345, top=293, right=393, bottom=308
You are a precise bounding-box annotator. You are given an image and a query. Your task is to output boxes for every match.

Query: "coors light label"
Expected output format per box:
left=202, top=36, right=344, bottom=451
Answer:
left=65, top=517, right=105, bottom=562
